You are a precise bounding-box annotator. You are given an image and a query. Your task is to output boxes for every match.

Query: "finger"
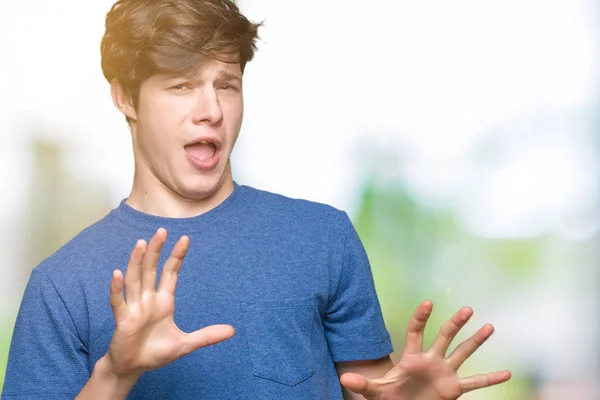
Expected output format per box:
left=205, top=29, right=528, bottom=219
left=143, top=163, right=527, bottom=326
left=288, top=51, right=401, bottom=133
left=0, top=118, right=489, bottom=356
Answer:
left=428, top=306, right=473, bottom=357
left=460, top=370, right=512, bottom=393
left=157, top=235, right=190, bottom=295
left=339, top=373, right=375, bottom=397
left=141, top=228, right=167, bottom=293
left=123, top=239, right=146, bottom=303
left=404, top=300, right=433, bottom=354
left=179, top=324, right=235, bottom=357
left=447, top=323, right=494, bottom=369
left=109, top=270, right=129, bottom=323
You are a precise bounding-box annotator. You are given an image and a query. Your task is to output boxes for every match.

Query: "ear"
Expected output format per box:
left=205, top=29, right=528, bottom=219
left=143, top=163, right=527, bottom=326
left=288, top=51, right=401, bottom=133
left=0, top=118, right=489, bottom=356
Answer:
left=110, top=79, right=138, bottom=121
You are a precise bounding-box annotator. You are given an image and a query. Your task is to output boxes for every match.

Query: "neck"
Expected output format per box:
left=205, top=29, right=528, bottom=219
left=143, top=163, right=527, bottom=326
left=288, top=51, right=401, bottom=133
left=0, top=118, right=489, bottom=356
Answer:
left=126, top=168, right=234, bottom=219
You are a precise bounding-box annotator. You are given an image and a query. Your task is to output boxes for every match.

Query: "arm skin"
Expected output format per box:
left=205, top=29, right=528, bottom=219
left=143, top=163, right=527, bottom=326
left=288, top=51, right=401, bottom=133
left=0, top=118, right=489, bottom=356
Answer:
left=336, top=357, right=395, bottom=400
left=75, top=356, right=139, bottom=400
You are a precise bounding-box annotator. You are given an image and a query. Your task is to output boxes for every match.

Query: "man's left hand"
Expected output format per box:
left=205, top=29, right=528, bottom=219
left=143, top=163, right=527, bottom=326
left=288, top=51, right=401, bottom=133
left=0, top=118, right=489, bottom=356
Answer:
left=339, top=301, right=511, bottom=400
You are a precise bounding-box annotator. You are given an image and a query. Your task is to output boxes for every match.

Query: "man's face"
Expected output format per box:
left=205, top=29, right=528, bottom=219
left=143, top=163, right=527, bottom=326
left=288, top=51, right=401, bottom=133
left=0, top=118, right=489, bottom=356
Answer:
left=130, top=58, right=244, bottom=200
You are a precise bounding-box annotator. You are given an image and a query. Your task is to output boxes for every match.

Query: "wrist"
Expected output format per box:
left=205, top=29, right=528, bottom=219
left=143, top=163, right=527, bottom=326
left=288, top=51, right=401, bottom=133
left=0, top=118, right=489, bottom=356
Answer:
left=75, top=356, right=141, bottom=400
left=93, top=355, right=141, bottom=392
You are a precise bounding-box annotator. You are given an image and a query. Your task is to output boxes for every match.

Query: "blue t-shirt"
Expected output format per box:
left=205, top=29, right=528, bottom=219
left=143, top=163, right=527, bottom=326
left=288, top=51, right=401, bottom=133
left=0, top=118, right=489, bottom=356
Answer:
left=2, top=182, right=393, bottom=399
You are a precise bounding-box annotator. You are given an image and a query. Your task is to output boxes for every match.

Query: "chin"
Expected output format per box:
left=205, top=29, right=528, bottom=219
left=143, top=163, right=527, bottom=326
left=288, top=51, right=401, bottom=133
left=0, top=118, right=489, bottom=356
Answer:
left=173, top=159, right=232, bottom=199
left=176, top=178, right=225, bottom=200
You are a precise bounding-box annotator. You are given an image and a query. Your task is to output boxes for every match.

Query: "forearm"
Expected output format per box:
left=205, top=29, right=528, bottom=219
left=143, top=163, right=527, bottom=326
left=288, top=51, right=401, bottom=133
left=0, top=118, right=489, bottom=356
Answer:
left=75, top=356, right=140, bottom=400
left=337, top=356, right=395, bottom=400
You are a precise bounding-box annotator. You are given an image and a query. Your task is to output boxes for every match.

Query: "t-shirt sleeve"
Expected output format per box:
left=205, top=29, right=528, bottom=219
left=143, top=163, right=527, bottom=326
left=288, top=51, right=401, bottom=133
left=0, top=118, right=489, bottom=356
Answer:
left=323, top=212, right=394, bottom=362
left=2, top=268, right=89, bottom=399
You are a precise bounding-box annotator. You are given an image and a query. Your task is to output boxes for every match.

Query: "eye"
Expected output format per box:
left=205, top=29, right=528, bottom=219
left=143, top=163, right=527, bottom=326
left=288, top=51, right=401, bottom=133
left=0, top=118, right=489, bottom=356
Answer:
left=218, top=84, right=238, bottom=92
left=170, top=83, right=191, bottom=92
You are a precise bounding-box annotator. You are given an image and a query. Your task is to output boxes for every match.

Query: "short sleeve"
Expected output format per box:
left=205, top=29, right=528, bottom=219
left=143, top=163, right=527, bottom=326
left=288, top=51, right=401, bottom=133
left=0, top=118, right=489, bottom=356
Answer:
left=2, top=269, right=89, bottom=399
left=323, top=213, right=394, bottom=362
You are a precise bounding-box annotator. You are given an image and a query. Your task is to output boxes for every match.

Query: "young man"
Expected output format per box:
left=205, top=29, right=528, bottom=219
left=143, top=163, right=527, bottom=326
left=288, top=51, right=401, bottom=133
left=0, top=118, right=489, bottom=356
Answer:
left=2, top=1, right=511, bottom=399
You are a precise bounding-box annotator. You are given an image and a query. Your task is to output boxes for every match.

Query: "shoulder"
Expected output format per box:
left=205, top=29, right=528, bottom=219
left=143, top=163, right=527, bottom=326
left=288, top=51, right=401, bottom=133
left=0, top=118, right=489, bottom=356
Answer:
left=238, top=184, right=350, bottom=228
left=236, top=184, right=354, bottom=241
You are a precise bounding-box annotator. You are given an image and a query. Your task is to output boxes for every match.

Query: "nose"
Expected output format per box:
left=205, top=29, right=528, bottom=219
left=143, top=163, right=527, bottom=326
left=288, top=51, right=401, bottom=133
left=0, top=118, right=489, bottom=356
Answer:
left=192, top=87, right=223, bottom=126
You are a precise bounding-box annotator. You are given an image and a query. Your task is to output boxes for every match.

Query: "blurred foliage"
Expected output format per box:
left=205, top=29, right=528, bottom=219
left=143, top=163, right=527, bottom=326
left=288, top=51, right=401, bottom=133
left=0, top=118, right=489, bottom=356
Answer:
left=476, top=239, right=544, bottom=280
left=0, top=137, right=113, bottom=393
left=0, top=323, right=13, bottom=393
left=24, top=139, right=113, bottom=270
left=353, top=179, right=455, bottom=342
left=352, top=178, right=540, bottom=399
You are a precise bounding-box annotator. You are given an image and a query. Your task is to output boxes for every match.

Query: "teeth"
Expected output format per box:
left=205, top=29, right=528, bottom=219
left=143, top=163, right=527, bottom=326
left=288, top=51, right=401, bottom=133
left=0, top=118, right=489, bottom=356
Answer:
left=199, top=140, right=209, bottom=144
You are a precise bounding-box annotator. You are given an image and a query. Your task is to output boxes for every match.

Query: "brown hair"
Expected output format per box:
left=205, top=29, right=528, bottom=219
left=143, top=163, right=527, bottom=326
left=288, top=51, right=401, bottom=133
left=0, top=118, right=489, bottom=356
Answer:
left=100, top=0, right=262, bottom=107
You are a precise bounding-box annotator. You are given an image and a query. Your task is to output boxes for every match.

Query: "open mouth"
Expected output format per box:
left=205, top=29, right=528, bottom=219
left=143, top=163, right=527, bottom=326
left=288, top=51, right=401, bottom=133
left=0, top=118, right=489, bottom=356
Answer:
left=185, top=139, right=218, bottom=161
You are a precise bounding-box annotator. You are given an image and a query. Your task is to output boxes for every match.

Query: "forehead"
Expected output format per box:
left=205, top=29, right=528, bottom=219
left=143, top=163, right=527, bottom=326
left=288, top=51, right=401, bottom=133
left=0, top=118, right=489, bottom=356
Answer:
left=167, top=58, right=242, bottom=80
left=191, top=59, right=241, bottom=78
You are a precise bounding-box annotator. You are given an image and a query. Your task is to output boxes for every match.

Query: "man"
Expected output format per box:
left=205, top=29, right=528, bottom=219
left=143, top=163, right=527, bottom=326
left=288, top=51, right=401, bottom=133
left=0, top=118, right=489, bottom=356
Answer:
left=2, top=0, right=510, bottom=399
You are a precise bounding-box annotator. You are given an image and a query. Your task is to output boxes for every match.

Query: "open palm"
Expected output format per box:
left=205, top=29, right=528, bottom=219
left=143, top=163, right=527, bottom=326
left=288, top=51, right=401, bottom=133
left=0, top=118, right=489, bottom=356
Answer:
left=105, top=228, right=234, bottom=378
left=340, top=301, right=511, bottom=400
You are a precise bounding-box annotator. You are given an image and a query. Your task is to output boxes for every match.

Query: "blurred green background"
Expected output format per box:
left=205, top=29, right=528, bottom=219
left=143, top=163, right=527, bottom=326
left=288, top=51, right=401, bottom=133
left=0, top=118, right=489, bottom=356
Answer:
left=1, top=0, right=599, bottom=399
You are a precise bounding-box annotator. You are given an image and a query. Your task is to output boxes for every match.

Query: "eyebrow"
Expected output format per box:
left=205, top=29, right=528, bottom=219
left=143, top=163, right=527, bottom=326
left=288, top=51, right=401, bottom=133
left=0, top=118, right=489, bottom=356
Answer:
left=163, top=70, right=242, bottom=83
left=218, top=70, right=242, bottom=82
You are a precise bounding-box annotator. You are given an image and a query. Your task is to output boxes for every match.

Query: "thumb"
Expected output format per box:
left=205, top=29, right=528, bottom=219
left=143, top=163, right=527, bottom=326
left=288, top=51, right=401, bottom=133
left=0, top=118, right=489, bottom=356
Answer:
left=339, top=372, right=372, bottom=395
left=180, top=324, right=235, bottom=356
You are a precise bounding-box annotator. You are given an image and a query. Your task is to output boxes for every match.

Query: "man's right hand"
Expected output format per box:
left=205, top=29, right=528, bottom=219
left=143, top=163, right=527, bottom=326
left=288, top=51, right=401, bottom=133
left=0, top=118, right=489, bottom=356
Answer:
left=77, top=228, right=234, bottom=399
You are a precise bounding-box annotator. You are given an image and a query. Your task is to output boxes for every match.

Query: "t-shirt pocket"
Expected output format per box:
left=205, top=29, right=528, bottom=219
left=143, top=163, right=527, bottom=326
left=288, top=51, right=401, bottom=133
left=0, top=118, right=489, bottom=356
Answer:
left=241, top=297, right=316, bottom=387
